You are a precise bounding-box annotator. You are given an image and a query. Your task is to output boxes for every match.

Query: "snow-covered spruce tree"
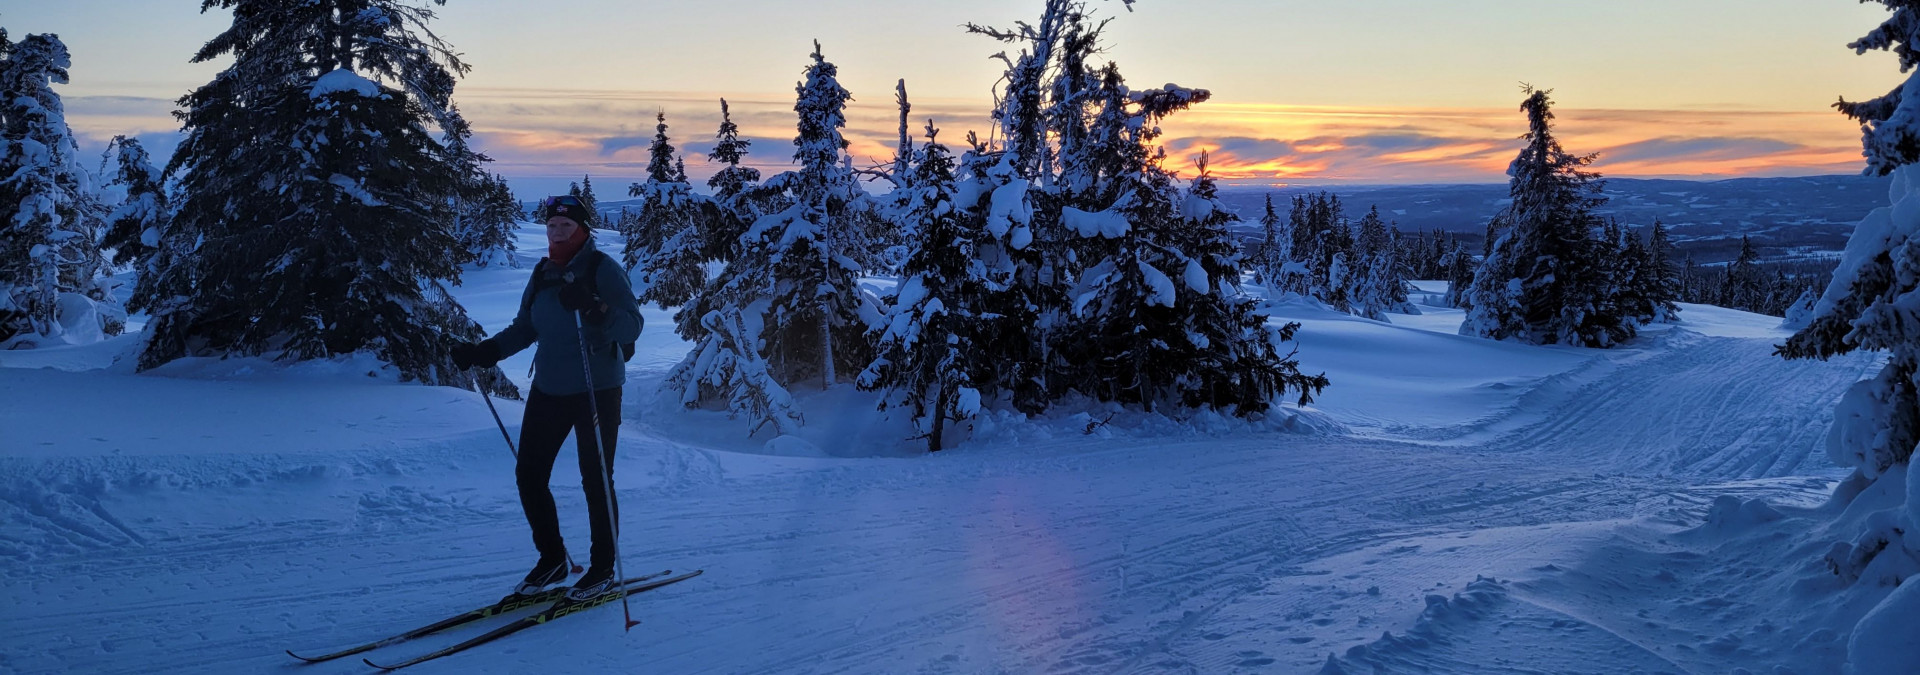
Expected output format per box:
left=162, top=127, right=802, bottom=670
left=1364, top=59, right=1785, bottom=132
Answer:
left=454, top=171, right=521, bottom=268
left=867, top=80, right=918, bottom=274
left=1056, top=73, right=1323, bottom=414
left=956, top=0, right=1123, bottom=414
left=1279, top=194, right=1319, bottom=297
left=1058, top=153, right=1186, bottom=411
left=758, top=42, right=877, bottom=386
left=141, top=0, right=509, bottom=394
left=1592, top=218, right=1630, bottom=326
left=1172, top=154, right=1328, bottom=412
left=1613, top=228, right=1658, bottom=326
left=1384, top=228, right=1417, bottom=313
left=1316, top=205, right=1355, bottom=312
left=1763, top=270, right=1798, bottom=317
left=1778, top=285, right=1818, bottom=331
left=707, top=98, right=763, bottom=228
left=1410, top=229, right=1451, bottom=280
left=99, top=136, right=169, bottom=268
left=1721, top=235, right=1767, bottom=312
left=625, top=111, right=715, bottom=314
left=577, top=174, right=598, bottom=214
left=1460, top=87, right=1630, bottom=348
left=645, top=113, right=679, bottom=184
left=660, top=98, right=764, bottom=342
left=1442, top=242, right=1476, bottom=309
left=1349, top=206, right=1415, bottom=321
left=622, top=112, right=699, bottom=262
left=858, top=125, right=990, bottom=451
left=1249, top=193, right=1295, bottom=294
left=663, top=42, right=877, bottom=434
left=1282, top=191, right=1350, bottom=308
left=442, top=124, right=519, bottom=268
left=0, top=32, right=120, bottom=347
left=965, top=0, right=1083, bottom=182
left=1773, top=6, right=1920, bottom=665
left=1643, top=219, right=1682, bottom=322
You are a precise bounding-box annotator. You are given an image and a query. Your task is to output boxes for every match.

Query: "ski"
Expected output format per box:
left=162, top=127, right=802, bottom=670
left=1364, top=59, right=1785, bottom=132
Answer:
left=285, top=570, right=672, bottom=663
left=363, top=569, right=704, bottom=671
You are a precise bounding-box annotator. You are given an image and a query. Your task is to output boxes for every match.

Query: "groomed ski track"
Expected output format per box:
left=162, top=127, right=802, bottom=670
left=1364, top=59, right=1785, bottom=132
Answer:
left=0, top=300, right=1880, bottom=673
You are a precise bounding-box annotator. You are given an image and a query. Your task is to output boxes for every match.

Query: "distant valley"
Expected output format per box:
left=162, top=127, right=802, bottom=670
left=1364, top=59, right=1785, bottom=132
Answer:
left=1217, top=174, right=1888, bottom=264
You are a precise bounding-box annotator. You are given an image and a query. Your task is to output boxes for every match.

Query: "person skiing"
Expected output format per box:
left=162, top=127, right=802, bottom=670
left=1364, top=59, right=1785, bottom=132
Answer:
left=450, top=195, right=643, bottom=601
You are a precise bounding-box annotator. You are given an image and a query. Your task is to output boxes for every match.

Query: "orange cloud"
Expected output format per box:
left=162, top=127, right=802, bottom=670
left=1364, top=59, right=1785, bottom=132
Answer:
left=67, top=88, right=1863, bottom=196
left=1151, top=101, right=1866, bottom=184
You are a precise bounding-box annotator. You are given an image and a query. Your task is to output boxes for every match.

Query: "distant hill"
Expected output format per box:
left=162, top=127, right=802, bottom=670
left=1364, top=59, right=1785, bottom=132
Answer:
left=1217, top=175, right=1889, bottom=264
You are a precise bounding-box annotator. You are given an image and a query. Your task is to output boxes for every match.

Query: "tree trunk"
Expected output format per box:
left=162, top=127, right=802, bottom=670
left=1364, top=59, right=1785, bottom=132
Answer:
left=929, top=386, right=949, bottom=453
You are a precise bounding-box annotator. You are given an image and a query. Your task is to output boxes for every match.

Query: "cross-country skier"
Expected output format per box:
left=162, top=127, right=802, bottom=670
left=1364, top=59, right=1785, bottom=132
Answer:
left=450, top=195, right=643, bottom=601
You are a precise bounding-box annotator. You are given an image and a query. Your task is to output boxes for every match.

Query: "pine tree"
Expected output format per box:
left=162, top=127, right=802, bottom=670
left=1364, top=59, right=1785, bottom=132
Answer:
left=1721, top=235, right=1766, bottom=312
left=1348, top=206, right=1411, bottom=321
left=1780, top=0, right=1920, bottom=483
left=1250, top=193, right=1293, bottom=293
left=1614, top=229, right=1656, bottom=325
left=1443, top=243, right=1476, bottom=309
left=644, top=112, right=677, bottom=185
left=99, top=136, right=169, bottom=268
left=1318, top=212, right=1355, bottom=312
left=965, top=0, right=1081, bottom=181
left=1773, top=6, right=1920, bottom=658
left=1284, top=192, right=1352, bottom=309
left=1643, top=219, right=1682, bottom=322
left=443, top=126, right=519, bottom=268
left=140, top=0, right=508, bottom=394
left=824, top=0, right=1334, bottom=425
left=624, top=111, right=714, bottom=308
left=655, top=98, right=766, bottom=343
left=577, top=174, right=597, bottom=215
left=1778, top=286, right=1818, bottom=331
left=1421, top=229, right=1451, bottom=279
left=455, top=172, right=521, bottom=268
left=858, top=124, right=987, bottom=451
left=1461, top=87, right=1628, bottom=347
left=1173, top=154, right=1328, bottom=412
left=0, top=32, right=120, bottom=346
left=704, top=98, right=761, bottom=262
left=662, top=42, right=877, bottom=434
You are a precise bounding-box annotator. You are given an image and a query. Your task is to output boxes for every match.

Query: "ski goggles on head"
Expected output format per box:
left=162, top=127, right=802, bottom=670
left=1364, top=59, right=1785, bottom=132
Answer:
left=538, top=195, right=593, bottom=226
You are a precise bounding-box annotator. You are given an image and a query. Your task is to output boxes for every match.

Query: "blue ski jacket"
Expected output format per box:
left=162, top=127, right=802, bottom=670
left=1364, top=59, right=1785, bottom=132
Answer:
left=490, top=243, right=643, bottom=396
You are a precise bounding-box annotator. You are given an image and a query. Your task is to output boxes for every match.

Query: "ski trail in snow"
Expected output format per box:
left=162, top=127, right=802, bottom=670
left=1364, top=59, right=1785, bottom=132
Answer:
left=0, top=300, right=1885, bottom=673
left=1485, top=330, right=1880, bottom=480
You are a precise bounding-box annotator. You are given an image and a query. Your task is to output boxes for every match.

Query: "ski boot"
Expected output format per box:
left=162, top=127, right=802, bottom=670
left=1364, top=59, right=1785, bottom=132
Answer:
left=565, top=565, right=617, bottom=602
left=512, top=553, right=573, bottom=596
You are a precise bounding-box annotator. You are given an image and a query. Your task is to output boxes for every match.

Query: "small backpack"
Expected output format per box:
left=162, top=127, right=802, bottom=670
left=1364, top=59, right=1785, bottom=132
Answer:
left=523, top=250, right=637, bottom=362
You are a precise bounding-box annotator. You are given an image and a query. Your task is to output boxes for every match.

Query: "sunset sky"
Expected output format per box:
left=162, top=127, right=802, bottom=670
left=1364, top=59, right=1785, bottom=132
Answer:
left=12, top=0, right=1902, bottom=197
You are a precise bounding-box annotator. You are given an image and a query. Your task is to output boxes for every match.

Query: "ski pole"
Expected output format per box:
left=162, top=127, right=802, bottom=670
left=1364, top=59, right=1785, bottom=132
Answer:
left=472, top=379, right=518, bottom=460
left=573, top=309, right=636, bottom=631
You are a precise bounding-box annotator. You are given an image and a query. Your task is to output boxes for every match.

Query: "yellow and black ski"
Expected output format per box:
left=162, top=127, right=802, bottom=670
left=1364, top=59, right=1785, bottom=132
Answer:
left=285, top=570, right=672, bottom=664
left=363, top=570, right=704, bottom=671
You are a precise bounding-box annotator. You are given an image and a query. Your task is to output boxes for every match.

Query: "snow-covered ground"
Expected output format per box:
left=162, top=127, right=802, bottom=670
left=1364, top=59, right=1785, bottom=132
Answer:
left=0, top=226, right=1888, bottom=674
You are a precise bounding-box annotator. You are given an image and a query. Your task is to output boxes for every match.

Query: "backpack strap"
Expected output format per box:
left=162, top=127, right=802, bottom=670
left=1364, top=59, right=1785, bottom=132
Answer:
left=519, top=258, right=552, bottom=319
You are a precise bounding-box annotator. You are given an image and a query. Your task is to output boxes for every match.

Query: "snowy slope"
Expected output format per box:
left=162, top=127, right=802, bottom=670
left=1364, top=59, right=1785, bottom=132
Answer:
left=0, top=224, right=1887, bottom=674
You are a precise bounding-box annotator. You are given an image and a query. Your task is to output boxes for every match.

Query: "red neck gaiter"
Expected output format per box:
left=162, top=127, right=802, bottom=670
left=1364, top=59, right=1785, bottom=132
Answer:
left=548, top=227, right=590, bottom=267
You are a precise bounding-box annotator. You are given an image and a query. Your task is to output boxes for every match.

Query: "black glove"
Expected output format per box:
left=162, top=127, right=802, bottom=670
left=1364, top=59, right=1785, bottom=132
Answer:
left=559, top=282, right=608, bottom=322
left=450, top=340, right=502, bottom=370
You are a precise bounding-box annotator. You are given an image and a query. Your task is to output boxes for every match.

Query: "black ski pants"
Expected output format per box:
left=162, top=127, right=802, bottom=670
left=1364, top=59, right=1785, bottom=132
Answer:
left=517, top=386, right=621, bottom=570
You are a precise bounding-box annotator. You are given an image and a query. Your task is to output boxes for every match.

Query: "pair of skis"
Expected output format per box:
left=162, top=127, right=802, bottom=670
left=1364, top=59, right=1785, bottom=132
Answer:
left=286, top=569, right=703, bottom=670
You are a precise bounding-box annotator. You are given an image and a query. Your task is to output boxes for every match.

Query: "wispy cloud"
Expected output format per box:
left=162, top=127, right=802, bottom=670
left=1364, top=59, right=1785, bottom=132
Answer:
left=1161, top=102, right=1863, bottom=184
left=1600, top=137, right=1803, bottom=164
left=56, top=87, right=1870, bottom=196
